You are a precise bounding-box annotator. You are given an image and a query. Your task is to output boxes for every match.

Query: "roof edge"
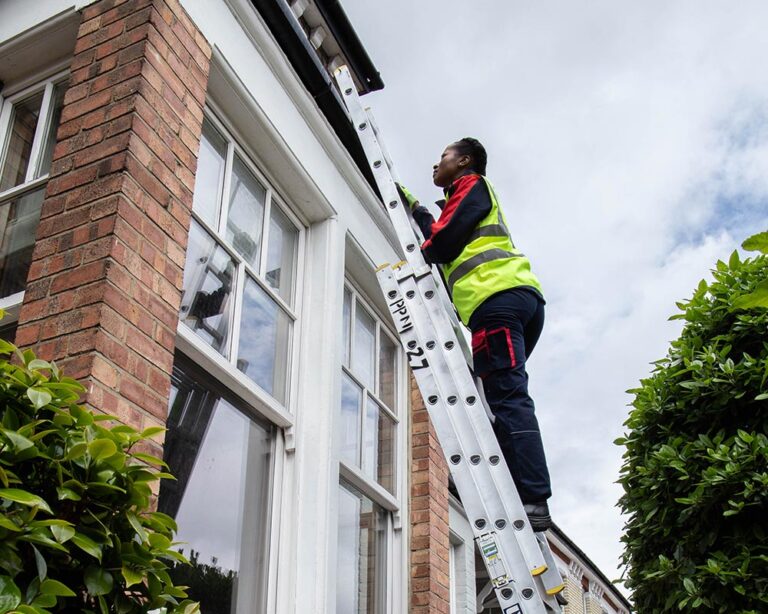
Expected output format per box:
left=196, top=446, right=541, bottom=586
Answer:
left=313, top=0, right=383, bottom=93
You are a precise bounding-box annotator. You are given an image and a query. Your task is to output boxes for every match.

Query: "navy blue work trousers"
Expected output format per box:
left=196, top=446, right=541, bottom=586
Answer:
left=469, top=287, right=552, bottom=503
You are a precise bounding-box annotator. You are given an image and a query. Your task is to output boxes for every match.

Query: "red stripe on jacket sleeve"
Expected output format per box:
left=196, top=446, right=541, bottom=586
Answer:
left=422, top=174, right=481, bottom=250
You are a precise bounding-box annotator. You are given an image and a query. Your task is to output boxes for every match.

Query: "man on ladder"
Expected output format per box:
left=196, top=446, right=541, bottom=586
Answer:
left=398, top=137, right=553, bottom=531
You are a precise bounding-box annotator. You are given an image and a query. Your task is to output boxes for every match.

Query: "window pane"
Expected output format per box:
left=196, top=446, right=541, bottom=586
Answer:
left=340, top=373, right=362, bottom=467
left=378, top=332, right=397, bottom=410
left=0, top=322, right=17, bottom=343
left=192, top=120, right=227, bottom=228
left=353, top=304, right=375, bottom=388
left=37, top=80, right=69, bottom=178
left=237, top=275, right=291, bottom=403
left=265, top=203, right=297, bottom=302
left=343, top=288, right=351, bottom=366
left=179, top=221, right=236, bottom=354
left=226, top=156, right=265, bottom=268
left=363, top=397, right=396, bottom=495
left=337, top=483, right=386, bottom=614
left=160, top=362, right=272, bottom=614
left=0, top=91, right=44, bottom=192
left=0, top=188, right=45, bottom=298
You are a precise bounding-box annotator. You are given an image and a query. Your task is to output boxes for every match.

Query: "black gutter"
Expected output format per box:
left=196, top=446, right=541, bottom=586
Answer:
left=250, top=0, right=380, bottom=194
left=313, top=0, right=384, bottom=93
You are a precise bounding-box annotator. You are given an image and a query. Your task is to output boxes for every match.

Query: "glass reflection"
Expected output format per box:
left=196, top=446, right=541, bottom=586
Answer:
left=0, top=188, right=45, bottom=298
left=192, top=120, right=227, bottom=228
left=226, top=156, right=265, bottom=268
left=353, top=306, right=375, bottom=389
left=0, top=91, right=44, bottom=192
left=265, top=204, right=297, bottom=302
left=179, top=221, right=236, bottom=354
left=38, top=80, right=69, bottom=177
left=160, top=359, right=272, bottom=614
left=378, top=333, right=397, bottom=410
left=340, top=374, right=362, bottom=467
left=342, top=288, right=351, bottom=366
left=237, top=275, right=291, bottom=403
left=363, top=397, right=396, bottom=495
left=336, top=483, right=386, bottom=614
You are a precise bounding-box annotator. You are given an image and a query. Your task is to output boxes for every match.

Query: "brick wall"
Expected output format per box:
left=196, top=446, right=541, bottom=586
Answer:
left=15, top=0, right=211, bottom=453
left=410, top=374, right=451, bottom=613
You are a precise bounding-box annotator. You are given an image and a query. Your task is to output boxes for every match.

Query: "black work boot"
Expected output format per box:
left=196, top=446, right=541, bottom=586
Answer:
left=523, top=502, right=552, bottom=532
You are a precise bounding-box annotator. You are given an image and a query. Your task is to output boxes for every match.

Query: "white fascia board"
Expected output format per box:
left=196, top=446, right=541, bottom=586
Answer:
left=180, top=0, right=401, bottom=266
left=0, top=0, right=74, bottom=45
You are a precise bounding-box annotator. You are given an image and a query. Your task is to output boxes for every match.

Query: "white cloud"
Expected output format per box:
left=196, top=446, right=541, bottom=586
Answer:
left=345, top=0, right=768, bottom=593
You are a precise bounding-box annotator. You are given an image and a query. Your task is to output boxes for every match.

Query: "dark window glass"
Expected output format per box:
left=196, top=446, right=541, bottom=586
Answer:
left=0, top=92, right=44, bottom=192
left=0, top=188, right=45, bottom=298
left=160, top=357, right=273, bottom=614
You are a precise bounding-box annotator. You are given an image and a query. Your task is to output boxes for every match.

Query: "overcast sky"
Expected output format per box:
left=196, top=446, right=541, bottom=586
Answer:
left=343, top=0, right=768, bottom=590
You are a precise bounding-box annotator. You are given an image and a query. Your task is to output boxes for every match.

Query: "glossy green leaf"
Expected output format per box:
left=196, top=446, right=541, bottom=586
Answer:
left=84, top=567, right=113, bottom=596
left=0, top=489, right=52, bottom=514
left=26, top=388, right=52, bottom=410
left=126, top=511, right=148, bottom=543
left=27, top=359, right=51, bottom=371
left=64, top=442, right=87, bottom=461
left=56, top=487, right=81, bottom=502
left=0, top=575, right=21, bottom=614
left=742, top=230, right=768, bottom=253
left=39, top=579, right=75, bottom=597
left=140, top=426, right=165, bottom=438
left=50, top=524, right=76, bottom=544
left=131, top=452, right=168, bottom=468
left=71, top=533, right=102, bottom=562
left=0, top=517, right=20, bottom=532
left=88, top=439, right=117, bottom=461
left=1, top=429, right=34, bottom=452
left=32, top=546, right=47, bottom=581
left=121, top=566, right=143, bottom=588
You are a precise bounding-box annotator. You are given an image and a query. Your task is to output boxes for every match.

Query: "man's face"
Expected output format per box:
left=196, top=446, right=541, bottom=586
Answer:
left=432, top=144, right=470, bottom=188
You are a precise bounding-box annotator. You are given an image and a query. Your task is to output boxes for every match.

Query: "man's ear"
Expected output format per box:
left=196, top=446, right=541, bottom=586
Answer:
left=458, top=154, right=471, bottom=168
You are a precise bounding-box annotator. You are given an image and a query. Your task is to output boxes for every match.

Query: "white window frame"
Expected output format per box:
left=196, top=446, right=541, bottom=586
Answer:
left=173, top=102, right=309, bottom=614
left=176, top=105, right=307, bottom=428
left=337, top=277, right=407, bottom=614
left=0, top=68, right=69, bottom=313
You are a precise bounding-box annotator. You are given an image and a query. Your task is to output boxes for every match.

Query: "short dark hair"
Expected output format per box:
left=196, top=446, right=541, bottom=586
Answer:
left=453, top=137, right=487, bottom=176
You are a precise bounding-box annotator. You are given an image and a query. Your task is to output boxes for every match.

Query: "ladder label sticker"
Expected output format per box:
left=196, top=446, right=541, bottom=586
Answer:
left=388, top=297, right=414, bottom=335
left=405, top=346, right=429, bottom=370
left=503, top=605, right=523, bottom=614
left=477, top=533, right=510, bottom=588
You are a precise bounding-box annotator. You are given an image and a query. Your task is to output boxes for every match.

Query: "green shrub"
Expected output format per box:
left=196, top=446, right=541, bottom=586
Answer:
left=0, top=328, right=198, bottom=614
left=617, top=233, right=768, bottom=613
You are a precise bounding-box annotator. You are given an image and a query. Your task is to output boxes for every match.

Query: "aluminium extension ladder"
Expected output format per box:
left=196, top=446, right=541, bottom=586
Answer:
left=334, top=65, right=565, bottom=614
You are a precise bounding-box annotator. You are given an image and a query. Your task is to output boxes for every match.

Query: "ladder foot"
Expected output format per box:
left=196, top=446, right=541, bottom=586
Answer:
left=530, top=564, right=548, bottom=577
left=546, top=583, right=566, bottom=596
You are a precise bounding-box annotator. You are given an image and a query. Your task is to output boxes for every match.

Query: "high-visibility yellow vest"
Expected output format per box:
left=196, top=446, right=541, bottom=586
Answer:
left=441, top=177, right=544, bottom=325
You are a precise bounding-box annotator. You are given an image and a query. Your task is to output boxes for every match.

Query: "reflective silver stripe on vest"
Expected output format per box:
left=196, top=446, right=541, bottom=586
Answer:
left=468, top=224, right=509, bottom=241
left=447, top=248, right=523, bottom=289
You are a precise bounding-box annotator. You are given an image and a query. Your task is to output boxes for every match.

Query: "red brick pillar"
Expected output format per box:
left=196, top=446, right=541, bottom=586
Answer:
left=15, top=0, right=211, bottom=450
left=410, top=375, right=451, bottom=612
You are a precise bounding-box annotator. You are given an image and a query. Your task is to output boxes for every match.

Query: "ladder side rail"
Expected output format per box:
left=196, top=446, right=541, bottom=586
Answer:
left=379, top=267, right=547, bottom=614
left=535, top=534, right=567, bottom=598
left=402, top=267, right=549, bottom=573
left=336, top=66, right=475, bottom=365
left=335, top=66, right=562, bottom=612
left=336, top=68, right=426, bottom=273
